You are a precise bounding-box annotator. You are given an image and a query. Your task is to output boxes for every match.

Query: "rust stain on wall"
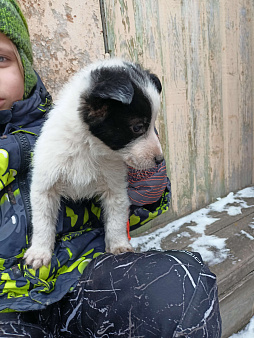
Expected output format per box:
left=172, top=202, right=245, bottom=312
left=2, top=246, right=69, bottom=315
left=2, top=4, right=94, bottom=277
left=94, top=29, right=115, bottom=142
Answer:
left=64, top=4, right=74, bottom=23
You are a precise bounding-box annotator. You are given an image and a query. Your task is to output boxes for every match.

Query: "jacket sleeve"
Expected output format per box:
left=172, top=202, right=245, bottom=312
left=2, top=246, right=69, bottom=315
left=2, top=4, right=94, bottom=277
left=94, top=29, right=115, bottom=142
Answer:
left=127, top=159, right=171, bottom=231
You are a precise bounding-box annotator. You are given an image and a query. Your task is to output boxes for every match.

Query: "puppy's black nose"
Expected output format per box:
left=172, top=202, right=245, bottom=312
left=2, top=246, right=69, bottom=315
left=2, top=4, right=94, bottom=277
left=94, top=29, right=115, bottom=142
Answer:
left=155, top=155, right=164, bottom=165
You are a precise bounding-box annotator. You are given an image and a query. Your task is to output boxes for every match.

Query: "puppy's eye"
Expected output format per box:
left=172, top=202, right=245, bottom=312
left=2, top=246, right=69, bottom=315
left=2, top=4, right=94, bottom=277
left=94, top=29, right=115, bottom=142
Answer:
left=131, top=123, right=144, bottom=134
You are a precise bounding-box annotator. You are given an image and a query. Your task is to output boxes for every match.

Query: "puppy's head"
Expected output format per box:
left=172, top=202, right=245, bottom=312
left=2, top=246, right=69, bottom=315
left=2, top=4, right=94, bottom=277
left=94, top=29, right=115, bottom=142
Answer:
left=79, top=59, right=164, bottom=169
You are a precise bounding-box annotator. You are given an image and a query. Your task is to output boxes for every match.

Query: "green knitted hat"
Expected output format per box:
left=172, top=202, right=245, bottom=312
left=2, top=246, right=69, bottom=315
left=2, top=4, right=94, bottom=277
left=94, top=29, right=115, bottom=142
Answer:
left=0, top=0, right=37, bottom=99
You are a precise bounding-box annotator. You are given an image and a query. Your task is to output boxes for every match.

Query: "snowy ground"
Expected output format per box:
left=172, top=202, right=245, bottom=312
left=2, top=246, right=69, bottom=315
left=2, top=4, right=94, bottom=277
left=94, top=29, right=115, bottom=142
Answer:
left=130, top=187, right=254, bottom=337
left=230, top=316, right=254, bottom=337
left=131, top=187, right=254, bottom=266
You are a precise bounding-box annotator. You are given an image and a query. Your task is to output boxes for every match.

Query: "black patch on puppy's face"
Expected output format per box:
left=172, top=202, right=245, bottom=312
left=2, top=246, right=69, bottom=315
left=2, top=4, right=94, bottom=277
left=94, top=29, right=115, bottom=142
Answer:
left=79, top=65, right=155, bottom=151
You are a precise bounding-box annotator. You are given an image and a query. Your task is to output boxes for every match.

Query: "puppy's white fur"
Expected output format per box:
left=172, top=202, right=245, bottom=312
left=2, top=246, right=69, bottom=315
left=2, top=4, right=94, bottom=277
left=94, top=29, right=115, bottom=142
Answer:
left=24, top=59, right=163, bottom=270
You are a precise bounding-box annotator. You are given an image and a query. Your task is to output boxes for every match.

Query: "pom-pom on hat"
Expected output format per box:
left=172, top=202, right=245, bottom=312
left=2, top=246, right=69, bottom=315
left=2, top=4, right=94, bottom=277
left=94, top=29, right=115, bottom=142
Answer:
left=0, top=0, right=37, bottom=98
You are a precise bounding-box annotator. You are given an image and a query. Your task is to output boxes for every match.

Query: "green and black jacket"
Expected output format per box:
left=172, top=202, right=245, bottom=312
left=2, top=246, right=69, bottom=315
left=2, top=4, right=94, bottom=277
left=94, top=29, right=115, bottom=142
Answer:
left=0, top=75, right=171, bottom=312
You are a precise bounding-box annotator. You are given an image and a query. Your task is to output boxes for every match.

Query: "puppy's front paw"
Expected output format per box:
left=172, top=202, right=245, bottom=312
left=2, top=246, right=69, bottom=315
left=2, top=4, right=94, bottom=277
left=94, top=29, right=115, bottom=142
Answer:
left=24, top=246, right=52, bottom=270
left=106, top=242, right=134, bottom=255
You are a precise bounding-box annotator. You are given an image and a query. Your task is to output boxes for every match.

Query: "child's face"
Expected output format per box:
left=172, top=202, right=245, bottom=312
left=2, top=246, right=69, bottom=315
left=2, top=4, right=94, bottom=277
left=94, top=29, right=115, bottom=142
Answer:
left=0, top=32, right=24, bottom=110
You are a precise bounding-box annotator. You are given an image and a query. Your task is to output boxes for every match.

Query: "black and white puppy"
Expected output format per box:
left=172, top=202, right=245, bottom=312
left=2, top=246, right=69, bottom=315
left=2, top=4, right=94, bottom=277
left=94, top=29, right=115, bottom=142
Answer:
left=24, top=58, right=164, bottom=270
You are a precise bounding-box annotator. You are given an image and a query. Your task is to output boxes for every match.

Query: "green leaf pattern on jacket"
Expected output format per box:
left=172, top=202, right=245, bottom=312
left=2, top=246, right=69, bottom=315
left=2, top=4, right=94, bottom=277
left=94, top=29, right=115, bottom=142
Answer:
left=0, top=149, right=17, bottom=191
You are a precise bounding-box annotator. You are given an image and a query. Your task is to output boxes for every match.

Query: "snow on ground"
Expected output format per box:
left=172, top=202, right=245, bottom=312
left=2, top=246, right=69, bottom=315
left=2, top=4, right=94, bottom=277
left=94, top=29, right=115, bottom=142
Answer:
left=229, top=316, right=254, bottom=337
left=130, top=187, right=254, bottom=266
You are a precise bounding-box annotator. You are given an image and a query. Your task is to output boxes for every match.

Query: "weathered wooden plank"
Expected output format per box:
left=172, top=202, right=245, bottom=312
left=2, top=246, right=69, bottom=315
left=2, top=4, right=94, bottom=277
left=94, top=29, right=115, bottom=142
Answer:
left=154, top=205, right=254, bottom=253
left=237, top=1, right=253, bottom=188
left=221, top=0, right=241, bottom=193
left=204, top=0, right=225, bottom=200
left=163, top=1, right=193, bottom=215
left=220, top=270, right=254, bottom=338
left=181, top=0, right=212, bottom=209
left=252, top=0, right=254, bottom=186
left=221, top=0, right=254, bottom=191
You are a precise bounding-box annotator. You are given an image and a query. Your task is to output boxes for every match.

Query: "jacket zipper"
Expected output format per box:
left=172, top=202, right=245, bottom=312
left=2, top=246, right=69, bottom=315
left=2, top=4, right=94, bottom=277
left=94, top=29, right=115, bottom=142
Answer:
left=14, top=132, right=33, bottom=241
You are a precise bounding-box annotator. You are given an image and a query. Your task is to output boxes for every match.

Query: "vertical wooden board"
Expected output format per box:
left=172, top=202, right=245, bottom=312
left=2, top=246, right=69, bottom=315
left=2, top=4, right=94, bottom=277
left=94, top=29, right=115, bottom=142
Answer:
left=158, top=1, right=192, bottom=215
left=204, top=0, right=225, bottom=199
left=218, top=0, right=253, bottom=193
left=238, top=0, right=253, bottom=188
left=181, top=0, right=212, bottom=209
left=167, top=101, right=192, bottom=214
left=221, top=0, right=241, bottom=193
left=252, top=0, right=254, bottom=185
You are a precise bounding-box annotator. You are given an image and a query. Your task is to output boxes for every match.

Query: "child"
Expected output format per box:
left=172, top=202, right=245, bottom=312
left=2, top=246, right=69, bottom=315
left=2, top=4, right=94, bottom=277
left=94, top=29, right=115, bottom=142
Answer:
left=0, top=1, right=221, bottom=337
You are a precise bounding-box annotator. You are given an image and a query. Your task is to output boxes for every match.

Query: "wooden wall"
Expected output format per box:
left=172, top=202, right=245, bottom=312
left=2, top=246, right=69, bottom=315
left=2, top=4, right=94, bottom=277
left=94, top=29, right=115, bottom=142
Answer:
left=20, top=0, right=254, bottom=222
left=102, top=0, right=254, bottom=222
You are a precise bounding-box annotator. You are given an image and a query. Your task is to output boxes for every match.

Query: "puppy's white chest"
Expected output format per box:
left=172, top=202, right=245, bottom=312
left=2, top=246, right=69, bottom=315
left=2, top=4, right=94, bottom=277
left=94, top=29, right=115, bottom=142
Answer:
left=59, top=161, right=99, bottom=200
left=59, top=154, right=126, bottom=201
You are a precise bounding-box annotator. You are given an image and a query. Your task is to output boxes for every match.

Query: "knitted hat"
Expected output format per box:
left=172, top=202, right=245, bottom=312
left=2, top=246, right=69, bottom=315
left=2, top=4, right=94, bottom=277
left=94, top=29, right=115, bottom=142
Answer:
left=0, top=0, right=37, bottom=98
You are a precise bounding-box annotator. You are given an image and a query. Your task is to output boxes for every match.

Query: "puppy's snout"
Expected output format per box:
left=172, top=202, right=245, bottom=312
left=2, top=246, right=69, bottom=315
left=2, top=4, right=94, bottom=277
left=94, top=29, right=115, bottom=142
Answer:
left=155, top=155, right=164, bottom=165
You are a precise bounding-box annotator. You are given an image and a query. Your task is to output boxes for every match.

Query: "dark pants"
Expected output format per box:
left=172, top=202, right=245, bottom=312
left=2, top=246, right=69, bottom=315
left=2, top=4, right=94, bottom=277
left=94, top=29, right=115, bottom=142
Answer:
left=0, top=251, right=222, bottom=337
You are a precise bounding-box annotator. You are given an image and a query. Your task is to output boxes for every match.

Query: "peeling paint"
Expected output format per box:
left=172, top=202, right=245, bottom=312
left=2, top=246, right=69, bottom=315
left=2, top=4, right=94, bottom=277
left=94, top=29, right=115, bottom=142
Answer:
left=18, top=0, right=105, bottom=99
left=64, top=4, right=74, bottom=23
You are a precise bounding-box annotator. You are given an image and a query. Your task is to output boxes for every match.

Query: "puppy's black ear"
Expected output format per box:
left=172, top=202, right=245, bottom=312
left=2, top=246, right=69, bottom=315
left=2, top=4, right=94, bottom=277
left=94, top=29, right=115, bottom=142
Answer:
left=90, top=69, right=134, bottom=104
left=148, top=72, right=162, bottom=94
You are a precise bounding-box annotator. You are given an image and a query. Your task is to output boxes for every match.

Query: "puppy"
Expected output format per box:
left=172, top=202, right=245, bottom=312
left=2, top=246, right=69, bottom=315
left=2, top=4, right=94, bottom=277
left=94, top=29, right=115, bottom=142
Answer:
left=24, top=58, right=164, bottom=270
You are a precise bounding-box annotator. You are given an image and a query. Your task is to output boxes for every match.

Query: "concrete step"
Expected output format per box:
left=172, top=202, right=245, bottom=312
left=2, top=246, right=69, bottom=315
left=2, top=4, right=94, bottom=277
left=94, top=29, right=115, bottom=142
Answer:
left=131, top=189, right=254, bottom=337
